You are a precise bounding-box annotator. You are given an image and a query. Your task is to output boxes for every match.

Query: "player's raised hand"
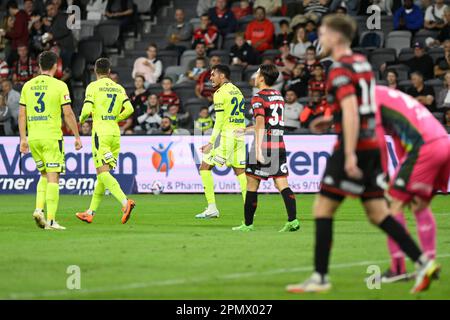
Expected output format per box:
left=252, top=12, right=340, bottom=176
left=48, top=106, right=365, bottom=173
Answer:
left=310, top=116, right=333, bottom=134
left=200, top=143, right=213, bottom=154
left=75, top=137, right=83, bottom=151
left=19, top=139, right=29, bottom=154
left=344, top=152, right=363, bottom=180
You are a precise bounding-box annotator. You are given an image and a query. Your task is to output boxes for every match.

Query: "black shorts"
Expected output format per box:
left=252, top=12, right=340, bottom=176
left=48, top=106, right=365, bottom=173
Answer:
left=246, top=147, right=288, bottom=180
left=320, top=148, right=385, bottom=202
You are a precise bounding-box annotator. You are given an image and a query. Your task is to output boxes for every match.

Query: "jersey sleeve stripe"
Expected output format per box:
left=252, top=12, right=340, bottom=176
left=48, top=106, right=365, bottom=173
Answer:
left=61, top=102, right=71, bottom=107
left=123, top=98, right=130, bottom=104
left=83, top=100, right=94, bottom=105
left=215, top=109, right=224, bottom=112
left=19, top=103, right=26, bottom=107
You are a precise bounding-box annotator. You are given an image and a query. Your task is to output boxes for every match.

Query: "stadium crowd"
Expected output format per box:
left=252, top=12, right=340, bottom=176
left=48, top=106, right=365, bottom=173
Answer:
left=1, top=0, right=450, bottom=136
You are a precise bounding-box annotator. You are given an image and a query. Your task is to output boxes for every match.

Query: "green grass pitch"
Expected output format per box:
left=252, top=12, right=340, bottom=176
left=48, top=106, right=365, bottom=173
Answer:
left=1, top=194, right=449, bottom=300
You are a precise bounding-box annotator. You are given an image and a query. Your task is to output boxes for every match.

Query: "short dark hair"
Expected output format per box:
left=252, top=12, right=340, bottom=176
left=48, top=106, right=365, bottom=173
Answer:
left=200, top=106, right=209, bottom=112
left=135, top=74, right=145, bottom=82
left=258, top=64, right=279, bottom=86
left=201, top=13, right=209, bottom=19
left=279, top=19, right=289, bottom=26
left=411, top=71, right=424, bottom=79
left=38, top=51, right=58, bottom=71
left=254, top=6, right=266, bottom=15
left=211, top=64, right=230, bottom=79
left=162, top=77, right=173, bottom=83
left=6, top=0, right=18, bottom=10
left=306, top=46, right=316, bottom=52
left=386, top=69, right=398, bottom=78
left=95, top=58, right=111, bottom=75
left=148, top=43, right=157, bottom=50
left=322, top=14, right=357, bottom=44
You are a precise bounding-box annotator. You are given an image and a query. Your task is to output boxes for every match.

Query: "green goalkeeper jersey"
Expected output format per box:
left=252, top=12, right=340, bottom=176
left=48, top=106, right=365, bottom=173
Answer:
left=79, top=77, right=134, bottom=136
left=209, top=82, right=246, bottom=144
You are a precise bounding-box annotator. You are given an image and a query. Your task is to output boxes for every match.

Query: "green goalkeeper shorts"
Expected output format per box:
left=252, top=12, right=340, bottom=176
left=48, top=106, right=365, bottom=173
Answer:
left=92, top=133, right=120, bottom=169
left=204, top=135, right=246, bottom=168
left=29, top=139, right=65, bottom=173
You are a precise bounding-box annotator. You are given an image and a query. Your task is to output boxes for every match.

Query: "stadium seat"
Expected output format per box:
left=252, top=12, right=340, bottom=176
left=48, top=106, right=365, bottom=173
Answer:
left=185, top=98, right=209, bottom=118
left=230, top=65, right=244, bottom=82
left=189, top=17, right=201, bottom=30
left=385, top=64, right=410, bottom=81
left=413, top=29, right=439, bottom=45
left=238, top=15, right=254, bottom=32
left=399, top=79, right=413, bottom=90
left=369, top=48, right=397, bottom=71
left=243, top=65, right=260, bottom=82
left=135, top=0, right=153, bottom=20
left=71, top=53, right=88, bottom=86
left=298, top=97, right=309, bottom=105
left=270, top=16, right=291, bottom=34
left=222, top=33, right=236, bottom=51
left=78, top=37, right=104, bottom=64
left=164, top=65, right=188, bottom=83
left=94, top=22, right=121, bottom=54
left=398, top=48, right=414, bottom=62
left=173, top=82, right=197, bottom=106
left=146, top=83, right=163, bottom=95
left=234, top=81, right=253, bottom=99
left=180, top=50, right=197, bottom=67
left=208, top=50, right=230, bottom=64
left=429, top=47, right=445, bottom=63
left=386, top=31, right=412, bottom=55
left=158, top=50, right=179, bottom=68
left=261, top=49, right=281, bottom=62
left=359, top=30, right=384, bottom=49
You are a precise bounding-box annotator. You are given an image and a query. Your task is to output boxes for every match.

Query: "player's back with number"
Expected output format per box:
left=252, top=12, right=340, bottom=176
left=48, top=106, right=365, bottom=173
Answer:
left=85, top=77, right=129, bottom=136
left=20, top=75, right=71, bottom=141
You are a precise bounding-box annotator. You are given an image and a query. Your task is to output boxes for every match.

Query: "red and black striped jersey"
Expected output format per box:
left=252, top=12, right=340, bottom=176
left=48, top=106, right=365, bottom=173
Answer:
left=251, top=88, right=286, bottom=150
left=158, top=91, right=180, bottom=108
left=326, top=53, right=378, bottom=151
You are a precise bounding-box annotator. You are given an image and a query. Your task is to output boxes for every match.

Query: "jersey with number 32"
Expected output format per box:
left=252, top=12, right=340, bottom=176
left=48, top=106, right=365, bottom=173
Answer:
left=84, top=77, right=130, bottom=137
left=19, top=74, right=71, bottom=141
left=251, top=88, right=285, bottom=150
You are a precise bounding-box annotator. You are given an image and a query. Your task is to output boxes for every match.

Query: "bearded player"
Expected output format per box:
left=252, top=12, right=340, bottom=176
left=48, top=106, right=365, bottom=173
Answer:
left=232, top=64, right=300, bottom=232
left=286, top=14, right=439, bottom=294
left=375, top=85, right=449, bottom=283
left=195, top=65, right=247, bottom=219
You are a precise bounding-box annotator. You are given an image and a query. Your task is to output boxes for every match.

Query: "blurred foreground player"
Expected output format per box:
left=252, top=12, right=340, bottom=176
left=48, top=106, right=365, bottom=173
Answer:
left=232, top=64, right=300, bottom=232
left=375, top=85, right=449, bottom=283
left=286, top=14, right=440, bottom=294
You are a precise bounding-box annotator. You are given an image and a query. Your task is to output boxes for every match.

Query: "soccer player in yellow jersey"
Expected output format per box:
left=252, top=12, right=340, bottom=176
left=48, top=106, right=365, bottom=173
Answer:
left=75, top=58, right=135, bottom=224
left=18, top=51, right=82, bottom=230
left=196, top=65, right=247, bottom=218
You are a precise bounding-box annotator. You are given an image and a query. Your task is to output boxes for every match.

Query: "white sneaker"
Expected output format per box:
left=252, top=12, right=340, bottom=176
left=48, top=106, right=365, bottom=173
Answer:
left=45, top=220, right=66, bottom=230
left=286, top=272, right=332, bottom=293
left=195, top=207, right=220, bottom=219
left=32, top=210, right=46, bottom=229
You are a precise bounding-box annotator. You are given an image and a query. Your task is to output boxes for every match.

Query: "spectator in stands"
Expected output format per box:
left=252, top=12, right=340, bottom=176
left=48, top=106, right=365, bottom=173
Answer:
left=436, top=70, right=450, bottom=109
left=284, top=89, right=303, bottom=132
left=43, top=1, right=75, bottom=69
left=105, top=0, right=134, bottom=33
left=284, top=63, right=308, bottom=98
left=303, top=0, right=330, bottom=17
left=0, top=58, right=9, bottom=79
left=110, top=70, right=119, bottom=83
left=132, top=43, right=163, bottom=86
left=407, top=71, right=436, bottom=112
left=434, top=6, right=450, bottom=44
left=381, top=41, right=434, bottom=80
left=29, top=17, right=49, bottom=57
left=385, top=68, right=401, bottom=90
left=166, top=8, right=193, bottom=54
left=193, top=14, right=218, bottom=50
left=290, top=26, right=312, bottom=61
left=155, top=116, right=175, bottom=135
left=187, top=56, right=207, bottom=81
left=253, top=0, right=282, bottom=16
left=0, top=93, right=12, bottom=135
left=446, top=107, right=450, bottom=128
left=369, top=0, right=393, bottom=15
left=232, top=0, right=252, bottom=19
left=0, top=15, right=14, bottom=60
left=274, top=41, right=299, bottom=81
left=165, top=104, right=190, bottom=129
left=136, top=94, right=162, bottom=134
left=158, top=77, right=181, bottom=114
left=0, top=78, right=19, bottom=134
left=424, top=0, right=447, bottom=31
left=81, top=121, right=92, bottom=136
left=208, top=0, right=237, bottom=36
left=300, top=90, right=331, bottom=128
left=274, top=20, right=293, bottom=49
left=434, top=39, right=450, bottom=77
left=197, top=0, right=217, bottom=17
left=230, top=32, right=259, bottom=67
left=11, top=44, right=38, bottom=86
left=188, top=41, right=209, bottom=70
left=129, top=75, right=150, bottom=118
left=308, top=63, right=326, bottom=98
left=305, top=19, right=318, bottom=43
left=87, top=0, right=108, bottom=20
left=245, top=6, right=275, bottom=53
left=194, top=106, right=214, bottom=133
left=304, top=46, right=319, bottom=76
left=393, top=0, right=424, bottom=33
left=196, top=55, right=221, bottom=102
left=1, top=0, right=29, bottom=64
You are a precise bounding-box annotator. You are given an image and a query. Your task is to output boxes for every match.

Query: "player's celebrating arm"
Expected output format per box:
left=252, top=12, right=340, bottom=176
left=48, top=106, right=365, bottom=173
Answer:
left=375, top=86, right=448, bottom=283
left=232, top=64, right=300, bottom=232
left=75, top=58, right=135, bottom=224
left=196, top=65, right=247, bottom=219
left=18, top=51, right=82, bottom=230
left=286, top=14, right=439, bottom=294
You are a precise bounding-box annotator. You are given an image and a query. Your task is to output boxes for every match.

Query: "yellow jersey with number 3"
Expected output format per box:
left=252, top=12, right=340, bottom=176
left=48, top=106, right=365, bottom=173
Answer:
left=82, top=77, right=131, bottom=137
left=19, top=74, right=71, bottom=141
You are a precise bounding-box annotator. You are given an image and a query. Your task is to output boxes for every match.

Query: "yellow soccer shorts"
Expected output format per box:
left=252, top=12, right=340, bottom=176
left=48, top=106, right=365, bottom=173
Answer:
left=204, top=135, right=246, bottom=168
left=29, top=139, right=65, bottom=173
left=92, top=133, right=120, bottom=169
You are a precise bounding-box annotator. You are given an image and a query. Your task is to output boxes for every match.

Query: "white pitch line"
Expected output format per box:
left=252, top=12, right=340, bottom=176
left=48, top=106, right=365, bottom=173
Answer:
left=4, top=253, right=450, bottom=300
